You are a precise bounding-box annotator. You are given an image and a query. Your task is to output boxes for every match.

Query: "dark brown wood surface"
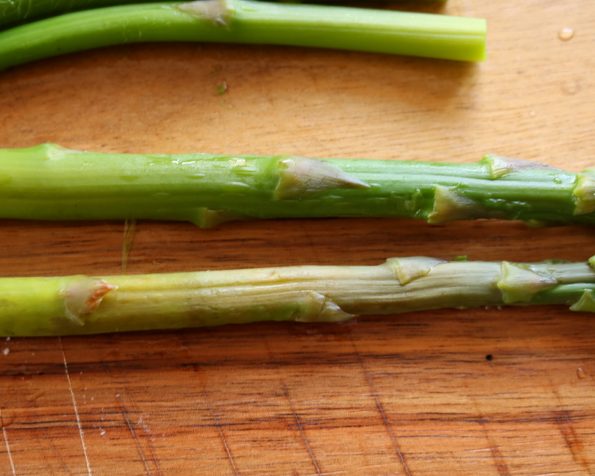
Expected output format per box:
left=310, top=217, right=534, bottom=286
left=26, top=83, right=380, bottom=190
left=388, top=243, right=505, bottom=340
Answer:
left=1, top=1, right=594, bottom=474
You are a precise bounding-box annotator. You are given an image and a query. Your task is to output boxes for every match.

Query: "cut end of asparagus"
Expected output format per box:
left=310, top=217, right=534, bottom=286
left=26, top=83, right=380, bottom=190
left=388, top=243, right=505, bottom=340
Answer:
left=178, top=0, right=235, bottom=26
left=570, top=290, right=595, bottom=313
left=274, top=157, right=369, bottom=200
left=497, top=262, right=557, bottom=304
left=427, top=185, right=484, bottom=224
left=573, top=170, right=595, bottom=215
left=61, top=278, right=116, bottom=326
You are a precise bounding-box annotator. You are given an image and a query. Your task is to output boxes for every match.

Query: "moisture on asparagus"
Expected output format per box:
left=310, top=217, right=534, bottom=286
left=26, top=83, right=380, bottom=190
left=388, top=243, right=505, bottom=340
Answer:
left=0, top=0, right=487, bottom=70
left=0, top=144, right=593, bottom=227
left=0, top=256, right=593, bottom=336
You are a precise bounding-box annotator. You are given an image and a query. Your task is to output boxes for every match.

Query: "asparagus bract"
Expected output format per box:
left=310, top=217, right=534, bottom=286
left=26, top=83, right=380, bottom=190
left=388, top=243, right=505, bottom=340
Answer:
left=1, top=256, right=593, bottom=336
left=0, top=144, right=593, bottom=227
left=0, top=0, right=486, bottom=70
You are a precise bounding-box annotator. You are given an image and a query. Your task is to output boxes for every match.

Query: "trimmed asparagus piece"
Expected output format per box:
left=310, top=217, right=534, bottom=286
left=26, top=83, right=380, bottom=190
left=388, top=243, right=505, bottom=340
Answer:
left=0, top=144, right=593, bottom=226
left=0, top=0, right=153, bottom=28
left=0, top=0, right=486, bottom=70
left=0, top=256, right=593, bottom=336
left=0, top=0, right=447, bottom=28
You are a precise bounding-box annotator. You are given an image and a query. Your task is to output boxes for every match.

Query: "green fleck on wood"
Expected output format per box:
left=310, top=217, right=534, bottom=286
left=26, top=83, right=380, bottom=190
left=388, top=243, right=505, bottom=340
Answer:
left=0, top=256, right=593, bottom=336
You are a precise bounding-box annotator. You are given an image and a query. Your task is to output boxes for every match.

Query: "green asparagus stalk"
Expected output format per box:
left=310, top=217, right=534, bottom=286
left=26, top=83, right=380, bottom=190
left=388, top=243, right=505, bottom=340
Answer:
left=0, top=0, right=447, bottom=29
left=0, top=0, right=486, bottom=70
left=1, top=256, right=593, bottom=336
left=0, top=0, right=153, bottom=28
left=0, top=144, right=593, bottom=226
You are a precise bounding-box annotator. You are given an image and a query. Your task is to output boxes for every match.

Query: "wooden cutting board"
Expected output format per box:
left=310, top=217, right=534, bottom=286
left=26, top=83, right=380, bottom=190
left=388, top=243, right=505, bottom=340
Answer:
left=0, top=1, right=594, bottom=474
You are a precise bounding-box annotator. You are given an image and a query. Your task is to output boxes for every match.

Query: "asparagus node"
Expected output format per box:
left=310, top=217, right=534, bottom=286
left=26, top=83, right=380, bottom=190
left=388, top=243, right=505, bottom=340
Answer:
left=0, top=0, right=486, bottom=70
left=0, top=144, right=593, bottom=226
left=0, top=256, right=593, bottom=336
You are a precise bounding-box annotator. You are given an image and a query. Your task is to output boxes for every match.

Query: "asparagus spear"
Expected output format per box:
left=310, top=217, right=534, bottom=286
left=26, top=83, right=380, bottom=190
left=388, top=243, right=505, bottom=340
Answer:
left=0, top=0, right=447, bottom=29
left=0, top=0, right=153, bottom=28
left=0, top=0, right=486, bottom=70
left=1, top=256, right=593, bottom=336
left=0, top=144, right=593, bottom=227
left=0, top=0, right=447, bottom=28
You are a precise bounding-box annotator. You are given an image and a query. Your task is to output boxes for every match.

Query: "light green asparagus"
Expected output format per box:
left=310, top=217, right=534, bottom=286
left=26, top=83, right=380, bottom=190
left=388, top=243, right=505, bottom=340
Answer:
left=0, top=0, right=486, bottom=70
left=0, top=256, right=593, bottom=336
left=0, top=144, right=593, bottom=227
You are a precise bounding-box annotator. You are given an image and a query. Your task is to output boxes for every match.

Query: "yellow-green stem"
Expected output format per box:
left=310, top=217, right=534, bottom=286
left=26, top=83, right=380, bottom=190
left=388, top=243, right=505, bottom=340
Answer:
left=1, top=256, right=593, bottom=336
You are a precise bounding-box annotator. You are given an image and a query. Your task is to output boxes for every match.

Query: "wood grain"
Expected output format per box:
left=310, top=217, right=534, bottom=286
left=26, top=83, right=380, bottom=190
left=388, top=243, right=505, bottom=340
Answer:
left=0, top=1, right=594, bottom=474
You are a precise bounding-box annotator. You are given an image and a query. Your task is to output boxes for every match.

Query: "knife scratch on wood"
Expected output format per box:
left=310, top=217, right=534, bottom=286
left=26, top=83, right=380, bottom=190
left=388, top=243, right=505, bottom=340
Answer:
left=350, top=336, right=413, bottom=476
left=262, top=337, right=322, bottom=475
left=187, top=360, right=240, bottom=476
left=0, top=408, right=16, bottom=476
left=60, top=337, right=93, bottom=476
left=116, top=395, right=153, bottom=476
left=282, top=383, right=322, bottom=476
